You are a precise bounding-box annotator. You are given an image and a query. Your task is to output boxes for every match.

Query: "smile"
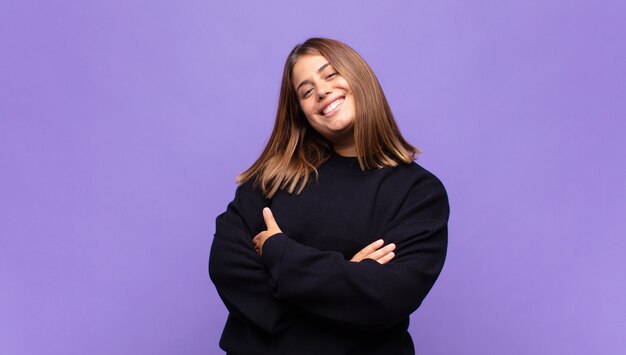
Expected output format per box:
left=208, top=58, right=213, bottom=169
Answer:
left=322, top=98, right=344, bottom=116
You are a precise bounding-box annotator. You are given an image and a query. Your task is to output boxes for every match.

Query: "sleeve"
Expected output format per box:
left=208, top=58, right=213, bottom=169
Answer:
left=208, top=181, right=296, bottom=334
left=259, top=174, right=449, bottom=331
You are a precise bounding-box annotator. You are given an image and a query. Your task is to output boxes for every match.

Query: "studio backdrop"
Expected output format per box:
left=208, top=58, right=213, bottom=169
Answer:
left=1, top=1, right=624, bottom=354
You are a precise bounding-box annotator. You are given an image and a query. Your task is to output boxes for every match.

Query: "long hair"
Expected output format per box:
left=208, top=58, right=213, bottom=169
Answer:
left=237, top=38, right=419, bottom=198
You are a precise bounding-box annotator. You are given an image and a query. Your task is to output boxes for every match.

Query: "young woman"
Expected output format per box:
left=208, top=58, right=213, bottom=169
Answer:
left=209, top=38, right=449, bottom=354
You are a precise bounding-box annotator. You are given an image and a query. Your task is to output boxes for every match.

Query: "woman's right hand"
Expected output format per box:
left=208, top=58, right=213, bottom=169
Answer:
left=350, top=239, right=396, bottom=264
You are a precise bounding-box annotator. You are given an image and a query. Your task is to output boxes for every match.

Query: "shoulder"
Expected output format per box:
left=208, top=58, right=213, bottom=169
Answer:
left=408, top=161, right=446, bottom=191
left=393, top=161, right=449, bottom=220
left=231, top=177, right=271, bottom=210
left=237, top=177, right=260, bottom=195
left=221, top=177, right=271, bottom=233
left=389, top=160, right=447, bottom=192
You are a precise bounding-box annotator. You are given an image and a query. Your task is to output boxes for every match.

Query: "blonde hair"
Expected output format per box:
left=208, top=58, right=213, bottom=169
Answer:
left=237, top=38, right=419, bottom=198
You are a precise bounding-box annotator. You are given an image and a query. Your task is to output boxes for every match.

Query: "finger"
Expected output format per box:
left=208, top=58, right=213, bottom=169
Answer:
left=355, top=239, right=384, bottom=256
left=376, top=252, right=395, bottom=265
left=252, top=234, right=262, bottom=250
left=365, top=243, right=396, bottom=261
left=262, top=207, right=280, bottom=231
left=252, top=236, right=261, bottom=254
left=350, top=239, right=384, bottom=262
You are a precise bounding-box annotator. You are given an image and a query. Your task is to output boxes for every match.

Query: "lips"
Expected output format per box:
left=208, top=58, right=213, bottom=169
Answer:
left=321, top=97, right=345, bottom=116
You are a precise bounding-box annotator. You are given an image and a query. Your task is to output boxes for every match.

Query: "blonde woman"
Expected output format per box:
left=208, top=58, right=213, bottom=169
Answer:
left=209, top=38, right=449, bottom=354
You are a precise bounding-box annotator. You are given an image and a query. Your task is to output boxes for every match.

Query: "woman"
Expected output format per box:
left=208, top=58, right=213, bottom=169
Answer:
left=209, top=38, right=449, bottom=354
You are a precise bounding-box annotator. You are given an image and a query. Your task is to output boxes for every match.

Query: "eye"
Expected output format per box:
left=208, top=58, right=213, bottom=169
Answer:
left=326, top=72, right=338, bottom=79
left=302, top=87, right=314, bottom=98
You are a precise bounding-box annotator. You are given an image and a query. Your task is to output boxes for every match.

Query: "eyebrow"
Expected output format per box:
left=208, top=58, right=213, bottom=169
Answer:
left=295, top=63, right=331, bottom=92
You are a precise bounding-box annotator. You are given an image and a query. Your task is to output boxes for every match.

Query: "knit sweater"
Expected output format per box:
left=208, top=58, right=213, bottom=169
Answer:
left=209, top=152, right=449, bottom=354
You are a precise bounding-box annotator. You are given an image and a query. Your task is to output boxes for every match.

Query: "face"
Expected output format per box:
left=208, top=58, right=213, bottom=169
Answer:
left=292, top=54, right=356, bottom=148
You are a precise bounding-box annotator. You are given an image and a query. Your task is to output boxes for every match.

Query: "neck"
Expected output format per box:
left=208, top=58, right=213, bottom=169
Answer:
left=333, top=143, right=356, bottom=157
left=329, top=130, right=356, bottom=157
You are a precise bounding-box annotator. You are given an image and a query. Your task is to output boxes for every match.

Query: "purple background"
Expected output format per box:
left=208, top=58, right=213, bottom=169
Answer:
left=1, top=1, right=625, bottom=354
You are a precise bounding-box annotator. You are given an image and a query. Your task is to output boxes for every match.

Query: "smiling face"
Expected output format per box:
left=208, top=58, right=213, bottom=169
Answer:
left=292, top=54, right=356, bottom=155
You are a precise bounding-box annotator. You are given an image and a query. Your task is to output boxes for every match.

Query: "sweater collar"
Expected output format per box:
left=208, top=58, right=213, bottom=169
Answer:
left=323, top=152, right=376, bottom=175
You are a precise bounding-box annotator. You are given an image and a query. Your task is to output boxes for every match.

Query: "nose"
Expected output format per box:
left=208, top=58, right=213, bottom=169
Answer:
left=316, top=82, right=332, bottom=100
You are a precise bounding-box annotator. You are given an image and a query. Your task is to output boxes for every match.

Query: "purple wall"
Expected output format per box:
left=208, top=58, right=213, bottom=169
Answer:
left=1, top=1, right=624, bottom=354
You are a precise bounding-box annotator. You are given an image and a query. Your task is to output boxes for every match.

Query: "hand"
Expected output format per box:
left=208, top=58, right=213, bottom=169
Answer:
left=252, top=207, right=283, bottom=256
left=350, top=239, right=396, bottom=264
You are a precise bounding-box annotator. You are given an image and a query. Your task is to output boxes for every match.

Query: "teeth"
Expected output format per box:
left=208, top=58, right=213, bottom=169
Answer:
left=323, top=98, right=344, bottom=115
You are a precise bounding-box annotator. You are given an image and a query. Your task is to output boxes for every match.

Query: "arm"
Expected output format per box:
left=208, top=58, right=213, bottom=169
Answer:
left=258, top=176, right=449, bottom=331
left=253, top=208, right=397, bottom=264
left=208, top=181, right=295, bottom=334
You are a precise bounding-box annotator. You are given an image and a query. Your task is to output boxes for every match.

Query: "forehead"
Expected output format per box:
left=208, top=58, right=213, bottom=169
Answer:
left=292, top=54, right=331, bottom=86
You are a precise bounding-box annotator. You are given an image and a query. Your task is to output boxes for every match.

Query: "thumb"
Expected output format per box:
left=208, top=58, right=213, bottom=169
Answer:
left=263, top=207, right=280, bottom=231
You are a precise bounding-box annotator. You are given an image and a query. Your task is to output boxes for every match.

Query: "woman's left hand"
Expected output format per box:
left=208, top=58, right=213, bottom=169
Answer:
left=252, top=207, right=283, bottom=256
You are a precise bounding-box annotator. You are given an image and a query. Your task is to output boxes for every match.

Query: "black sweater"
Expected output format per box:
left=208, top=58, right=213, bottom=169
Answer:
left=209, top=153, right=449, bottom=354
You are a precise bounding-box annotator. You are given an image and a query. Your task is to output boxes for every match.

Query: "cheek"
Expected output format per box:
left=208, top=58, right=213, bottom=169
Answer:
left=302, top=113, right=322, bottom=130
left=347, top=97, right=356, bottom=113
left=339, top=78, right=352, bottom=92
left=299, top=101, right=316, bottom=119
